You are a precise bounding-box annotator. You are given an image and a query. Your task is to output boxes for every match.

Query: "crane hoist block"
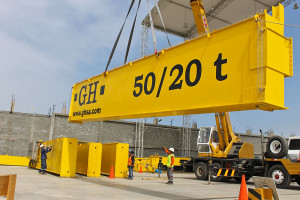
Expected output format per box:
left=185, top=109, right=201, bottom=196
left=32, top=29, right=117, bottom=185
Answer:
left=68, top=5, right=292, bottom=123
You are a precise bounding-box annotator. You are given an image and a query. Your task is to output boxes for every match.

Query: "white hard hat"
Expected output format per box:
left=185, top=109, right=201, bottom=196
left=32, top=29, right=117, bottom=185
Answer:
left=169, top=147, right=174, bottom=152
left=40, top=144, right=45, bottom=148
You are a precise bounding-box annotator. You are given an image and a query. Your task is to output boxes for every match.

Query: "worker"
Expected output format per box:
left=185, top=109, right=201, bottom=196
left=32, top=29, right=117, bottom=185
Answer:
left=163, top=147, right=175, bottom=184
left=39, top=144, right=52, bottom=174
left=128, top=150, right=135, bottom=180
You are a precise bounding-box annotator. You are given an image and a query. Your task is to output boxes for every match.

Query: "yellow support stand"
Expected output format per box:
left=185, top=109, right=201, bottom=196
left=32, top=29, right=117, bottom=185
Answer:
left=37, top=138, right=78, bottom=177
left=0, top=155, right=29, bottom=166
left=77, top=142, right=102, bottom=177
left=101, top=143, right=129, bottom=178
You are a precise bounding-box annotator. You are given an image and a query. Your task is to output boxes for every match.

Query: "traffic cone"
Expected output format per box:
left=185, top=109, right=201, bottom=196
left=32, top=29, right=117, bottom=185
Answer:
left=238, top=175, right=248, bottom=200
left=139, top=165, right=143, bottom=173
left=109, top=165, right=115, bottom=179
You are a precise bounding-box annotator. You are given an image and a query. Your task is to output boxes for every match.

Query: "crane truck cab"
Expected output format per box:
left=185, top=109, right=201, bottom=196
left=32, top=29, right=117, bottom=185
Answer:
left=197, top=127, right=219, bottom=157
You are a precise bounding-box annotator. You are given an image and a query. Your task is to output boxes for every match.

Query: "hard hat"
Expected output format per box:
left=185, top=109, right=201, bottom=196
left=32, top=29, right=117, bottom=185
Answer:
left=169, top=147, right=174, bottom=152
left=40, top=144, right=45, bottom=148
left=129, top=150, right=134, bottom=153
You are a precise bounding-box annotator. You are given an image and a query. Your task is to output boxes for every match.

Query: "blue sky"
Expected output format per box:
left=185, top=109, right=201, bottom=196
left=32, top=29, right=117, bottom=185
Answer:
left=0, top=0, right=299, bottom=137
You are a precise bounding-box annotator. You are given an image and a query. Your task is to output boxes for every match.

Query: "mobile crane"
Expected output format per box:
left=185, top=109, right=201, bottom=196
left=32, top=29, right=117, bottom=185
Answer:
left=185, top=112, right=300, bottom=188
left=181, top=0, right=299, bottom=189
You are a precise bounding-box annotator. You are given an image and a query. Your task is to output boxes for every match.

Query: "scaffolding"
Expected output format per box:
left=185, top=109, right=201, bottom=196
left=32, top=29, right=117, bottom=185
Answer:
left=140, top=25, right=149, bottom=57
left=134, top=25, right=149, bottom=158
left=182, top=115, right=192, bottom=157
left=135, top=118, right=146, bottom=158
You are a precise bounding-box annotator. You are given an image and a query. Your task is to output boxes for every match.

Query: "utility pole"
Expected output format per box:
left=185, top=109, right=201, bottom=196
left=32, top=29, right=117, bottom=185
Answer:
left=48, top=107, right=51, bottom=116
left=10, top=95, right=15, bottom=113
left=62, top=102, right=67, bottom=114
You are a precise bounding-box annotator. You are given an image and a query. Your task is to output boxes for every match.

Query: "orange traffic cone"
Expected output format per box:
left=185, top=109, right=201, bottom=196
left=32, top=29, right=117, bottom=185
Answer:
left=139, top=165, right=143, bottom=173
left=109, top=165, right=115, bottom=179
left=238, top=175, right=248, bottom=200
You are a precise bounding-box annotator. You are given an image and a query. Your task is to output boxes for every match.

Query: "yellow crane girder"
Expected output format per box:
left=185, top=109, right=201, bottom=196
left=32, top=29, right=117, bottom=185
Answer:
left=68, top=4, right=292, bottom=123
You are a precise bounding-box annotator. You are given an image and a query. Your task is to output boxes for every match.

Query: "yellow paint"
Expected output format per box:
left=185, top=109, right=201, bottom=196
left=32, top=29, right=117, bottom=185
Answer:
left=44, top=138, right=78, bottom=177
left=198, top=153, right=212, bottom=157
left=0, top=155, right=29, bottom=166
left=77, top=142, right=102, bottom=177
left=210, top=113, right=239, bottom=158
left=190, top=0, right=210, bottom=37
left=239, top=142, right=254, bottom=159
left=215, top=113, right=225, bottom=151
left=134, top=158, right=150, bottom=172
left=69, top=4, right=292, bottom=123
left=231, top=169, right=235, bottom=177
left=265, top=159, right=300, bottom=175
left=101, top=143, right=129, bottom=178
left=217, top=169, right=222, bottom=176
left=248, top=188, right=273, bottom=200
left=224, top=169, right=229, bottom=176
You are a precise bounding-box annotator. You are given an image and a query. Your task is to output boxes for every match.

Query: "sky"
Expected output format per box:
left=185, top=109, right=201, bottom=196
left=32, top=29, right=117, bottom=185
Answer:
left=0, top=0, right=299, bottom=137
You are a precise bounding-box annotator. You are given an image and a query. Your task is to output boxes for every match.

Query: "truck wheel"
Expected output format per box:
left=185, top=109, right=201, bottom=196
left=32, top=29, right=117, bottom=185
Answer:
left=268, top=164, right=291, bottom=189
left=266, top=136, right=287, bottom=159
left=295, top=177, right=300, bottom=187
left=210, top=162, right=224, bottom=182
left=195, top=162, right=208, bottom=180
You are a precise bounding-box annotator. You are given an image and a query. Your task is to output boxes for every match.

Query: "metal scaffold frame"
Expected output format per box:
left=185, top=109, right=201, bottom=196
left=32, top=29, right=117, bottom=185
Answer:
left=135, top=25, right=149, bottom=158
left=135, top=118, right=146, bottom=158
left=140, top=25, right=149, bottom=57
left=182, top=115, right=191, bottom=157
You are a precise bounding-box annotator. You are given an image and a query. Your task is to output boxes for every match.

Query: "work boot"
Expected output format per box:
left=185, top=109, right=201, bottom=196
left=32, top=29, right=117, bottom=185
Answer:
left=166, top=181, right=173, bottom=185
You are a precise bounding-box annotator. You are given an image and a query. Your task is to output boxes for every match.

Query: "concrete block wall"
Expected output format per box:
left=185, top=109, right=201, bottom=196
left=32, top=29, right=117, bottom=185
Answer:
left=239, top=133, right=271, bottom=156
left=0, top=110, right=273, bottom=158
left=0, top=111, right=50, bottom=157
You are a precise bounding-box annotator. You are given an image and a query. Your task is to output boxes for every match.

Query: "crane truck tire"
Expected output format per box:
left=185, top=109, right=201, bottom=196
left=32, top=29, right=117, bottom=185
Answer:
left=266, top=136, right=287, bottom=159
left=195, top=162, right=208, bottom=180
left=268, top=164, right=291, bottom=189
left=295, top=177, right=300, bottom=187
left=210, top=162, right=224, bottom=182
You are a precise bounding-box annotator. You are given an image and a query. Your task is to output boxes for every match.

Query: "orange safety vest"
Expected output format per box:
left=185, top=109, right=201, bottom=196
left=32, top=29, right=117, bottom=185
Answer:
left=128, top=155, right=133, bottom=166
